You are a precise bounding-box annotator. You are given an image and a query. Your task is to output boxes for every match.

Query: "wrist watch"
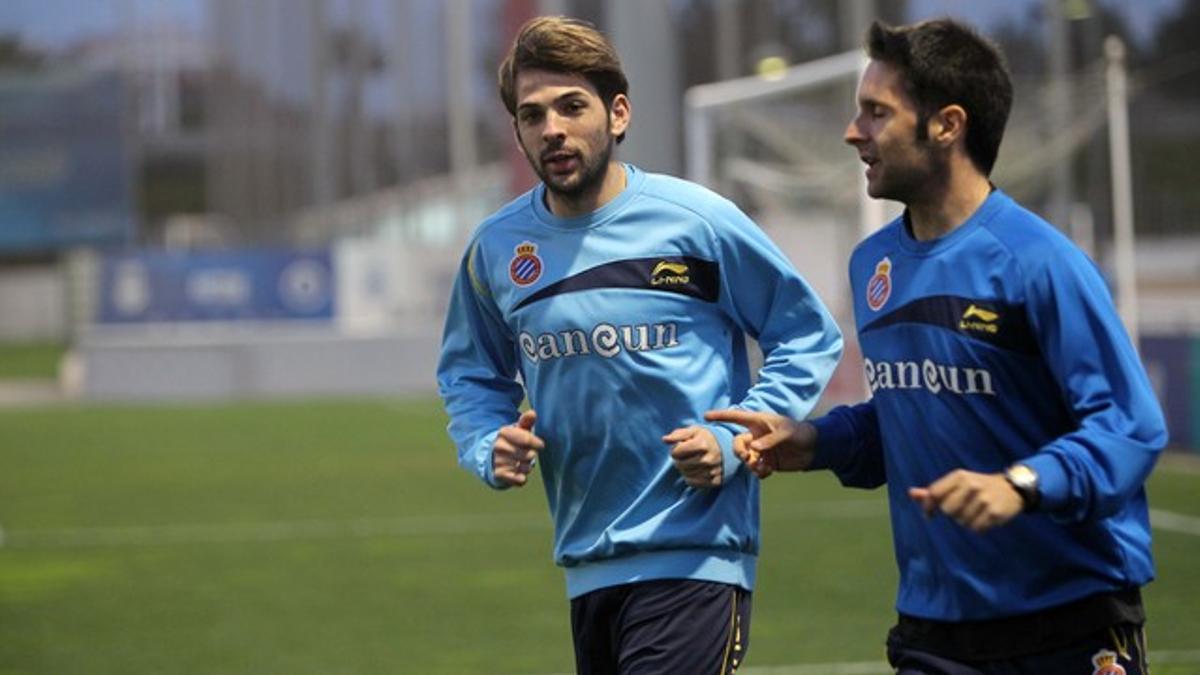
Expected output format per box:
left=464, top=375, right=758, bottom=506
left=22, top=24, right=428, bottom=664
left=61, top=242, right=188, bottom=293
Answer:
left=1004, top=464, right=1041, bottom=512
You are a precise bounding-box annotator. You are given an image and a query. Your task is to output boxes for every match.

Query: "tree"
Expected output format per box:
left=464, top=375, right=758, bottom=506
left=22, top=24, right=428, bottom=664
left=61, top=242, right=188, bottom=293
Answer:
left=0, top=36, right=45, bottom=70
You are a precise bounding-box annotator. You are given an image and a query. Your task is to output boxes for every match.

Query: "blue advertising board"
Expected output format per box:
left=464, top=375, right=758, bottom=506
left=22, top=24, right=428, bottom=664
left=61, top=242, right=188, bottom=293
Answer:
left=1141, top=335, right=1199, bottom=451
left=97, top=249, right=335, bottom=323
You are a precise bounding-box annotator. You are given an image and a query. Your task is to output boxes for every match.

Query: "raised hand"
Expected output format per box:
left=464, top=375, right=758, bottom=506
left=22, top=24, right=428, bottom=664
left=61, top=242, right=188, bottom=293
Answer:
left=908, top=469, right=1023, bottom=532
left=663, top=426, right=723, bottom=488
left=492, top=410, right=544, bottom=487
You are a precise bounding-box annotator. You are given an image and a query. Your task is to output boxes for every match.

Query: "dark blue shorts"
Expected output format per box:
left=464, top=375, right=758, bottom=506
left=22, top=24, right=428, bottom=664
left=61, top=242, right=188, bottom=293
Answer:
left=888, top=622, right=1149, bottom=675
left=570, top=579, right=751, bottom=675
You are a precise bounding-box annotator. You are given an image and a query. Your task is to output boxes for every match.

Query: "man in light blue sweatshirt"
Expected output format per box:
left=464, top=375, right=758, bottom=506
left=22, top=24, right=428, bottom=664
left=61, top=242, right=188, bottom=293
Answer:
left=436, top=15, right=842, bottom=675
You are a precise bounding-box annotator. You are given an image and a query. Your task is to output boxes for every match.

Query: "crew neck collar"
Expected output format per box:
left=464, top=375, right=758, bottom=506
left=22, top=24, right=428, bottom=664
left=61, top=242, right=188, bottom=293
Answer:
left=531, top=164, right=643, bottom=230
left=897, top=187, right=1007, bottom=255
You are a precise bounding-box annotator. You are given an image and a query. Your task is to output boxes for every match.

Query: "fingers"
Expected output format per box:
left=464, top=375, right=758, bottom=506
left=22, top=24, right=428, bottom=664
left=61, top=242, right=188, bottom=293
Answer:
left=493, top=464, right=531, bottom=486
left=494, top=434, right=540, bottom=465
left=493, top=443, right=538, bottom=487
left=704, top=409, right=771, bottom=435
left=666, top=427, right=722, bottom=488
left=961, top=499, right=995, bottom=533
left=497, top=422, right=545, bottom=453
left=493, top=411, right=543, bottom=488
left=665, top=427, right=710, bottom=461
left=732, top=432, right=755, bottom=463
left=748, top=425, right=796, bottom=452
left=910, top=471, right=1022, bottom=532
left=661, top=427, right=695, bottom=445
left=932, top=477, right=971, bottom=518
left=516, top=409, right=537, bottom=431
left=908, top=487, right=936, bottom=517
left=735, top=432, right=775, bottom=479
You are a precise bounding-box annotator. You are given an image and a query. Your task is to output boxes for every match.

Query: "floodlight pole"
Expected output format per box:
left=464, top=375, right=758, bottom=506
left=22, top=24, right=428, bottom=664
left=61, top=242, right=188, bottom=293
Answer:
left=1105, top=36, right=1139, bottom=347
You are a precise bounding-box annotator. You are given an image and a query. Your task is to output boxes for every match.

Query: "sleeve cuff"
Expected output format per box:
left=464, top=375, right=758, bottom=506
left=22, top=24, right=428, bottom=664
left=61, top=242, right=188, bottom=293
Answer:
left=703, top=423, right=740, bottom=483
left=808, top=413, right=851, bottom=472
left=1022, top=452, right=1070, bottom=513
left=474, top=430, right=509, bottom=490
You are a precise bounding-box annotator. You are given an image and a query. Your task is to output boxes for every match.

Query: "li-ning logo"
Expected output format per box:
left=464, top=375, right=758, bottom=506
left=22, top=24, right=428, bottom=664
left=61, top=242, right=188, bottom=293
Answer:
left=651, top=260, right=690, bottom=286
left=866, top=257, right=892, bottom=311
left=960, top=304, right=1000, bottom=335
left=509, top=242, right=543, bottom=287
left=1090, top=649, right=1126, bottom=675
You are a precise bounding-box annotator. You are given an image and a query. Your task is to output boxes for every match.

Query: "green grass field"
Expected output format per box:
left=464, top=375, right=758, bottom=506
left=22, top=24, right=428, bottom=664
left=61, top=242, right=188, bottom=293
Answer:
left=1, top=397, right=1198, bottom=674
left=0, top=342, right=64, bottom=380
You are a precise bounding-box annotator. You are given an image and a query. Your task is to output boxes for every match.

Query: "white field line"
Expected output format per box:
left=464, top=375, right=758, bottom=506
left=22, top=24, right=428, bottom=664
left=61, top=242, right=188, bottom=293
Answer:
left=535, top=661, right=892, bottom=675
left=1150, top=508, right=1200, bottom=536
left=1152, top=650, right=1200, bottom=664
left=4, top=502, right=1194, bottom=550
left=739, top=662, right=890, bottom=675
left=1, top=513, right=550, bottom=549
left=0, top=499, right=888, bottom=549
left=743, top=650, right=1200, bottom=674
left=541, top=650, right=1200, bottom=675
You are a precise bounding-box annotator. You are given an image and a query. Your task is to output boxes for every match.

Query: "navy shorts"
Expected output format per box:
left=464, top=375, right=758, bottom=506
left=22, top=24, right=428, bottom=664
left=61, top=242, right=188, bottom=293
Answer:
left=888, top=622, right=1149, bottom=675
left=570, top=579, right=751, bottom=675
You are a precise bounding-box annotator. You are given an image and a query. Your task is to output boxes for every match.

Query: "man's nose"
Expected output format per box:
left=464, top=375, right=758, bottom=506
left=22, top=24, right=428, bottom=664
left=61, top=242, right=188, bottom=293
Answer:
left=844, top=116, right=865, bottom=146
left=543, top=111, right=567, bottom=141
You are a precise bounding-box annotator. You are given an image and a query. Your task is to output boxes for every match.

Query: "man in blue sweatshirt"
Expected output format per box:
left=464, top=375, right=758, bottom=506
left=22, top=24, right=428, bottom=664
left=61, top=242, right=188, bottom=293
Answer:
left=435, top=15, right=842, bottom=675
left=708, top=18, right=1167, bottom=675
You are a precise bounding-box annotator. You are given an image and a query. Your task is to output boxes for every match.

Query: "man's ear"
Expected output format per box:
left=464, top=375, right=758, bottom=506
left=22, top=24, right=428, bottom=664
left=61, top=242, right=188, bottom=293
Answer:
left=512, top=120, right=531, bottom=160
left=929, top=104, right=967, bottom=148
left=609, top=93, right=631, bottom=138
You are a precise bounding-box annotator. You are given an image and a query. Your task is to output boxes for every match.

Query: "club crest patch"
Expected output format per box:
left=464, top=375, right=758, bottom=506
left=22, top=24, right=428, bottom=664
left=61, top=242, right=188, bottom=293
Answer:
left=1090, top=648, right=1126, bottom=675
left=508, top=241, right=543, bottom=287
left=866, top=256, right=893, bottom=311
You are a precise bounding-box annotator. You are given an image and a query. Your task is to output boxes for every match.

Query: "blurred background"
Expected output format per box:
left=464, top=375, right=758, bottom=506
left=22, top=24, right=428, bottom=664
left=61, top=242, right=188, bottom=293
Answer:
left=0, top=0, right=1197, bottom=441
left=2, top=2, right=1200, bottom=674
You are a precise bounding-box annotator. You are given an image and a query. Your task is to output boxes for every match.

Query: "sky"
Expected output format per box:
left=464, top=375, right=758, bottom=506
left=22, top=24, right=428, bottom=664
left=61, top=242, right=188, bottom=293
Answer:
left=0, top=0, right=1186, bottom=51
left=907, top=0, right=1184, bottom=48
left=0, top=0, right=205, bottom=48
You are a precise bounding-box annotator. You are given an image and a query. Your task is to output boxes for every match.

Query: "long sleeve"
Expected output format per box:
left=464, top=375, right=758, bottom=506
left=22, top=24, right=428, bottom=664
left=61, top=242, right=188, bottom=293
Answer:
left=436, top=242, right=526, bottom=489
left=809, top=402, right=886, bottom=488
left=712, top=203, right=844, bottom=419
left=708, top=202, right=844, bottom=478
left=1019, top=249, right=1168, bottom=522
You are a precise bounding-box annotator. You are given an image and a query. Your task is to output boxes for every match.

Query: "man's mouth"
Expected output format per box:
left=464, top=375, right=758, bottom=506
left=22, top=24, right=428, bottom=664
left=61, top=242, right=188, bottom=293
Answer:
left=861, top=155, right=879, bottom=177
left=542, top=151, right=579, bottom=175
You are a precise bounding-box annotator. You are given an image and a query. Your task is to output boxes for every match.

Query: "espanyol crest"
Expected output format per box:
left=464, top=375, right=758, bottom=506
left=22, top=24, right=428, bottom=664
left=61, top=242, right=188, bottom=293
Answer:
left=509, top=241, right=543, bottom=287
left=866, top=256, right=893, bottom=311
left=1089, top=649, right=1126, bottom=675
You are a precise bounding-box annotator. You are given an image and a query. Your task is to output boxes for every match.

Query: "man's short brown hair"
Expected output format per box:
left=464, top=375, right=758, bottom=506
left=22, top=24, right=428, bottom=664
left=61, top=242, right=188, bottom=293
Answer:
left=866, top=19, right=1013, bottom=176
left=497, top=16, right=629, bottom=140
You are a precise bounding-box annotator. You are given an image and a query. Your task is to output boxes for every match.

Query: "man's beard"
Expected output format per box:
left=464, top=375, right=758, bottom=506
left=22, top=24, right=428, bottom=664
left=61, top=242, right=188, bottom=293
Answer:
left=529, top=131, right=615, bottom=201
left=876, top=138, right=950, bottom=205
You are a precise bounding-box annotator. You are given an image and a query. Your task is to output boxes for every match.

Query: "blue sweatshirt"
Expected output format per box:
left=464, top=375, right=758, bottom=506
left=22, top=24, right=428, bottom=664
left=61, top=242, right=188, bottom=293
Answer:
left=812, top=189, right=1167, bottom=621
left=438, top=164, right=842, bottom=598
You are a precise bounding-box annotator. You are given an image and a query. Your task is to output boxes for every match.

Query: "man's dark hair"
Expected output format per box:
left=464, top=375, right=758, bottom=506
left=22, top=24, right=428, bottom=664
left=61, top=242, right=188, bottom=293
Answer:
left=867, top=19, right=1013, bottom=175
left=498, top=16, right=630, bottom=143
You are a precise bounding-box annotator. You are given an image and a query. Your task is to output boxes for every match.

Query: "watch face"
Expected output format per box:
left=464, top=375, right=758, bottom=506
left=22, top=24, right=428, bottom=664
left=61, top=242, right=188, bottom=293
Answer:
left=1007, top=464, right=1038, bottom=488
left=1006, top=464, right=1041, bottom=511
